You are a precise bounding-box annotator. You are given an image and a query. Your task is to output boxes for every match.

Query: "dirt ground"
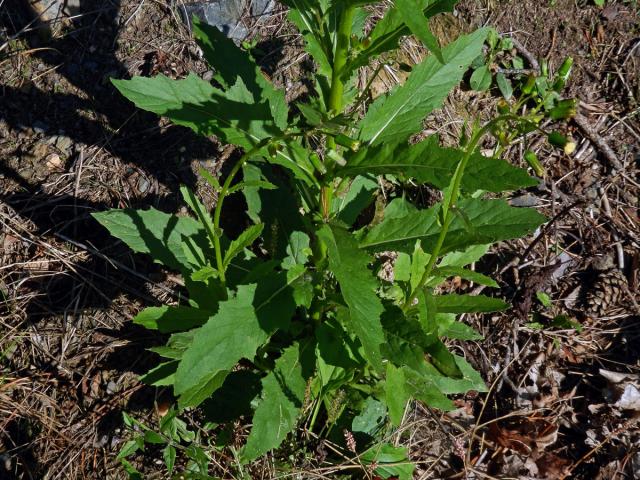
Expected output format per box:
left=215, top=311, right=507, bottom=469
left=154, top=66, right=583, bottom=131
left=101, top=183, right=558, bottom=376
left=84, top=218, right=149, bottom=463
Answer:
left=0, top=0, right=639, bottom=478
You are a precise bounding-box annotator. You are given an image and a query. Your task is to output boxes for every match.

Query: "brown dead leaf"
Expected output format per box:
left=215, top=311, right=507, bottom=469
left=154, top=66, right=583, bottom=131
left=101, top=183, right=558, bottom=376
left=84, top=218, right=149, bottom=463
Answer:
left=488, top=416, right=559, bottom=454
left=535, top=452, right=571, bottom=479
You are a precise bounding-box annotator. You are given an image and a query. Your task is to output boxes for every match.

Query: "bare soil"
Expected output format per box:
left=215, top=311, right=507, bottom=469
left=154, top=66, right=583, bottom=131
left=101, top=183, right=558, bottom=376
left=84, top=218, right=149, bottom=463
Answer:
left=0, top=0, right=638, bottom=478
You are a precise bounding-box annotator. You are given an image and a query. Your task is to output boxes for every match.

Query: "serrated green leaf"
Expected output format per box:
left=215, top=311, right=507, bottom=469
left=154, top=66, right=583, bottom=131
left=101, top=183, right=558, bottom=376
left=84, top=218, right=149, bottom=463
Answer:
left=286, top=3, right=332, bottom=79
left=163, top=445, right=176, bottom=474
left=410, top=242, right=431, bottom=293
left=287, top=264, right=314, bottom=308
left=227, top=180, right=277, bottom=195
left=349, top=0, right=457, bottom=74
left=340, top=136, right=537, bottom=192
left=385, top=363, right=409, bottom=426
left=360, top=198, right=546, bottom=254
left=352, top=397, right=386, bottom=435
left=174, top=269, right=303, bottom=407
left=120, top=459, right=143, bottom=480
left=430, top=266, right=498, bottom=287
left=402, top=366, right=454, bottom=410
left=192, top=18, right=287, bottom=129
left=180, top=186, right=217, bottom=251
left=361, top=443, right=415, bottom=480
left=199, top=168, right=221, bottom=192
left=396, top=0, right=443, bottom=63
left=266, top=139, right=318, bottom=186
left=470, top=65, right=492, bottom=91
left=358, top=28, right=488, bottom=146
left=202, top=371, right=262, bottom=424
left=112, top=74, right=280, bottom=150
left=140, top=361, right=178, bottom=386
left=431, top=354, right=487, bottom=393
left=134, top=306, right=213, bottom=333
left=439, top=244, right=489, bottom=267
left=332, top=175, right=378, bottom=226
left=496, top=72, right=513, bottom=100
left=242, top=163, right=307, bottom=257
left=282, top=231, right=311, bottom=269
left=191, top=265, right=218, bottom=282
left=434, top=294, right=509, bottom=313
left=316, top=315, right=363, bottom=372
left=394, top=252, right=411, bottom=282
left=143, top=430, right=165, bottom=444
left=318, top=224, right=385, bottom=371
left=223, top=224, right=264, bottom=269
left=117, top=439, right=142, bottom=459
left=425, top=338, right=463, bottom=378
left=93, top=208, right=208, bottom=272
left=437, top=314, right=483, bottom=340
left=240, top=342, right=313, bottom=463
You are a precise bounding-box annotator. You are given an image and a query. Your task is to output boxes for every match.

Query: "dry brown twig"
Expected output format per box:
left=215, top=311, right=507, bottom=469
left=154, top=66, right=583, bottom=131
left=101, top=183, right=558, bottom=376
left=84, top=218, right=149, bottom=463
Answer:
left=574, top=109, right=624, bottom=171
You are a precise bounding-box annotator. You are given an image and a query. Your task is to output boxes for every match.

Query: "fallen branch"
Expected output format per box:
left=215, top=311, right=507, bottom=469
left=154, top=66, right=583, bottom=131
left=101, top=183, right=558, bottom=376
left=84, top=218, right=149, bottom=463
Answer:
left=574, top=111, right=624, bottom=171
left=510, top=36, right=540, bottom=72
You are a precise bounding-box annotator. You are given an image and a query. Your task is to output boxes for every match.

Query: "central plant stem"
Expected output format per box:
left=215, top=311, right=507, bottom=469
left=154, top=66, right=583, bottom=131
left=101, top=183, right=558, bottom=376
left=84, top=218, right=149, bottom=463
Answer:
left=320, top=5, right=356, bottom=221
left=403, top=118, right=511, bottom=310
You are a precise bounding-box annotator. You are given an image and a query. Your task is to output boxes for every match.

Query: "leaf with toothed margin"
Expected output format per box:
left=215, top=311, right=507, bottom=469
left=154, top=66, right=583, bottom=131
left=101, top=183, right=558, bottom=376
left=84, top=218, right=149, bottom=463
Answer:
left=240, top=341, right=314, bottom=463
left=358, top=28, right=488, bottom=146
left=338, top=136, right=538, bottom=193
left=174, top=268, right=304, bottom=408
left=318, top=224, right=385, bottom=372
left=360, top=198, right=546, bottom=254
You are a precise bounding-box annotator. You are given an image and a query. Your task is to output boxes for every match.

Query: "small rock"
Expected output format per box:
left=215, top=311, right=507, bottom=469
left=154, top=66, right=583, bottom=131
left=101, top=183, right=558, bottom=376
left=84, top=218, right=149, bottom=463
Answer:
left=45, top=153, right=63, bottom=170
left=93, top=434, right=109, bottom=448
left=179, top=0, right=275, bottom=41
left=510, top=194, right=539, bottom=207
left=106, top=381, right=118, bottom=395
left=54, top=135, right=73, bottom=152
left=203, top=70, right=214, bottom=82
left=137, top=176, right=150, bottom=193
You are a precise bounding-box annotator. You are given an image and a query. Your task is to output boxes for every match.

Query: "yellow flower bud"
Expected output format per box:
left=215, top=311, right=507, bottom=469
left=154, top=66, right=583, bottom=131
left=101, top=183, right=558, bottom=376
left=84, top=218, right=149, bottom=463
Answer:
left=564, top=141, right=576, bottom=155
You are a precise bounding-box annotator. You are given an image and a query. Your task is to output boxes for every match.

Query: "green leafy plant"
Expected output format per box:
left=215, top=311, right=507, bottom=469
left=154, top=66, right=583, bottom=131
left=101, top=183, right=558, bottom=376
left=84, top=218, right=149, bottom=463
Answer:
left=94, top=0, right=559, bottom=474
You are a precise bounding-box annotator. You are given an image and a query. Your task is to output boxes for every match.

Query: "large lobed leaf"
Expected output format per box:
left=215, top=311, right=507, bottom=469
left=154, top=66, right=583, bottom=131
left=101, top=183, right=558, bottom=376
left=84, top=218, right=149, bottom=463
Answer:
left=92, top=208, right=208, bottom=272
left=318, top=224, right=385, bottom=371
left=112, top=74, right=280, bottom=150
left=348, top=0, right=458, bottom=73
left=358, top=28, right=488, bottom=146
left=192, top=19, right=288, bottom=129
left=396, top=0, right=444, bottom=63
left=174, top=269, right=304, bottom=408
left=360, top=198, right=546, bottom=254
left=240, top=341, right=314, bottom=463
left=338, top=136, right=538, bottom=192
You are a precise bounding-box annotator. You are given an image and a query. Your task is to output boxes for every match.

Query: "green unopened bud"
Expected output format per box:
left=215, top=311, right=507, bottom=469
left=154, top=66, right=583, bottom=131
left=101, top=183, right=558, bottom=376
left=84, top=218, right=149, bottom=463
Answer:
left=522, top=74, right=536, bottom=94
left=334, top=134, right=360, bottom=152
left=327, top=149, right=347, bottom=167
left=267, top=143, right=278, bottom=158
left=541, top=58, right=549, bottom=78
left=497, top=99, right=510, bottom=114
left=309, top=152, right=326, bottom=174
left=548, top=98, right=577, bottom=120
left=553, top=56, right=573, bottom=91
left=524, top=150, right=544, bottom=177
left=548, top=131, right=568, bottom=148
